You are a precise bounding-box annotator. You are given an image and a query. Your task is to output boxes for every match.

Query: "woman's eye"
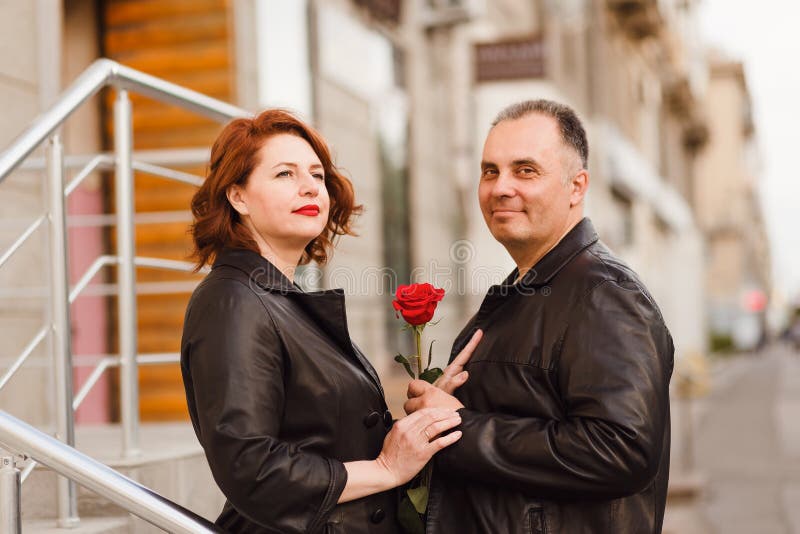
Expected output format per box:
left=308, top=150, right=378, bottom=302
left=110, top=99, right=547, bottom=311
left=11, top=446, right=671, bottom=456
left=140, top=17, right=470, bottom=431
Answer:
left=312, top=173, right=325, bottom=181
left=276, top=170, right=292, bottom=178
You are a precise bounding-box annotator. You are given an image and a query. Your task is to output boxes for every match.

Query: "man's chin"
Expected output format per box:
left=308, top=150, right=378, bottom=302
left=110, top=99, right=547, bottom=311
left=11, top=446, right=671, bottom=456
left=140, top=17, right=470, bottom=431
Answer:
left=489, top=228, right=531, bottom=248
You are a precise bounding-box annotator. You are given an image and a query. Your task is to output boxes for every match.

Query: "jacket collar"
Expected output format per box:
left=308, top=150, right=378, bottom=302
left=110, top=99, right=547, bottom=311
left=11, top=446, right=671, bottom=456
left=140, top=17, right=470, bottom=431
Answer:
left=502, top=217, right=599, bottom=290
left=213, top=248, right=299, bottom=293
left=212, top=248, right=385, bottom=395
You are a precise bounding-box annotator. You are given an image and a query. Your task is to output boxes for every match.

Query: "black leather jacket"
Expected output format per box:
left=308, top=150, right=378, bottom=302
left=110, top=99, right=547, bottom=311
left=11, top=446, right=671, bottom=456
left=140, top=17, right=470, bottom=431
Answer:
left=427, top=218, right=674, bottom=533
left=181, top=249, right=399, bottom=533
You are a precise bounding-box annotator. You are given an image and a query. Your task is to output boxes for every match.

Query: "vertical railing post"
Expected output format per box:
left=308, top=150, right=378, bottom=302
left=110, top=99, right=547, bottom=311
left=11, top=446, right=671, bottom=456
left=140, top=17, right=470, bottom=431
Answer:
left=0, top=456, right=21, bottom=534
left=114, top=90, right=140, bottom=459
left=47, top=134, right=79, bottom=527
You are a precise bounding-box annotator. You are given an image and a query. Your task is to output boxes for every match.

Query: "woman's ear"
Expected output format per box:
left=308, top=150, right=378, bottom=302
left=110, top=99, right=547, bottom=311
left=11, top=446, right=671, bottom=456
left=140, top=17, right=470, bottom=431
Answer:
left=226, top=184, right=249, bottom=216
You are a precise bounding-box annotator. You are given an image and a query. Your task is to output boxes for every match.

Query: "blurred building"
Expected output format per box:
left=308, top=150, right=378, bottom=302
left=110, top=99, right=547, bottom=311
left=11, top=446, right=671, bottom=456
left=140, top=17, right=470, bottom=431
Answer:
left=692, top=54, right=771, bottom=351
left=0, top=0, right=773, bottom=528
left=300, top=0, right=712, bottom=373
left=0, top=0, right=728, bottom=424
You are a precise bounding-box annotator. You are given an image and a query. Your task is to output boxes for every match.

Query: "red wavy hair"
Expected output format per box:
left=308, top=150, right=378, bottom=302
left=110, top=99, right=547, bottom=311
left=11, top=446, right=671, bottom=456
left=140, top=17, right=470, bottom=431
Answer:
left=190, top=109, right=362, bottom=269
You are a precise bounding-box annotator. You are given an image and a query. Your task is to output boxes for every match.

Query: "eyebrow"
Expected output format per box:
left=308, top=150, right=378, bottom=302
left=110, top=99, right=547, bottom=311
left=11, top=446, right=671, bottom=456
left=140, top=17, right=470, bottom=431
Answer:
left=511, top=158, right=542, bottom=172
left=480, top=158, right=542, bottom=171
left=271, top=162, right=323, bottom=170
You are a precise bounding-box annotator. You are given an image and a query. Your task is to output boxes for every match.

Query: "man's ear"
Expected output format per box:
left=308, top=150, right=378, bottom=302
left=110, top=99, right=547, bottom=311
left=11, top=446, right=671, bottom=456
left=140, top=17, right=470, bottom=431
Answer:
left=226, top=184, right=249, bottom=216
left=569, top=169, right=589, bottom=207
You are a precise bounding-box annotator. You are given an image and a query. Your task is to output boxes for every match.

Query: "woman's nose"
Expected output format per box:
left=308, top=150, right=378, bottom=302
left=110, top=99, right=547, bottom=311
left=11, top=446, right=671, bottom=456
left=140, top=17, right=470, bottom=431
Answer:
left=298, top=172, right=320, bottom=197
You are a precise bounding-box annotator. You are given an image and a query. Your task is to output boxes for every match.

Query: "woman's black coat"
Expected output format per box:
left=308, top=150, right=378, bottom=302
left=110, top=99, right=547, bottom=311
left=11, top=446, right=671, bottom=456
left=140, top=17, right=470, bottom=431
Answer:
left=181, top=248, right=398, bottom=533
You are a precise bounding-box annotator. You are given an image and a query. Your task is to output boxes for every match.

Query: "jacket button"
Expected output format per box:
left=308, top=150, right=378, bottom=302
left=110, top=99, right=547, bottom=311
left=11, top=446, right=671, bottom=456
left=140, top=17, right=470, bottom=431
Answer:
left=363, top=411, right=381, bottom=428
left=383, top=410, right=393, bottom=428
left=370, top=508, right=385, bottom=524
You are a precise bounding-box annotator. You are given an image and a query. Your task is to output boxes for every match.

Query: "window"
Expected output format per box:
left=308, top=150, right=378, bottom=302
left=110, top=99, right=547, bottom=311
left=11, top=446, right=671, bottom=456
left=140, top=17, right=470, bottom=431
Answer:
left=611, top=186, right=635, bottom=248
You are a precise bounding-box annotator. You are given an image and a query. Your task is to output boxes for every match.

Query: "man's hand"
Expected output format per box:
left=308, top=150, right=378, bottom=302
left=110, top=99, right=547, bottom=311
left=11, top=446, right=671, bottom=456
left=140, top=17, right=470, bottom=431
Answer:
left=405, top=380, right=464, bottom=414
left=435, top=329, right=483, bottom=394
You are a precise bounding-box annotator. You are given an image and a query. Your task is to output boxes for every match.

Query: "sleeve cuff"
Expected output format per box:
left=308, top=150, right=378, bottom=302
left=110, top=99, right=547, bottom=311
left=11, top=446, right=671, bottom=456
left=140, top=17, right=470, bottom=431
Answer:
left=434, top=408, right=476, bottom=473
left=307, top=458, right=347, bottom=533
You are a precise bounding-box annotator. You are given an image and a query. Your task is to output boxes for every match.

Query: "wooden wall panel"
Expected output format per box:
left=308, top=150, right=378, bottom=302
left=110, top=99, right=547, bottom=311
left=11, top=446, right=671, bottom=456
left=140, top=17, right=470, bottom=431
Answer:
left=101, top=0, right=234, bottom=421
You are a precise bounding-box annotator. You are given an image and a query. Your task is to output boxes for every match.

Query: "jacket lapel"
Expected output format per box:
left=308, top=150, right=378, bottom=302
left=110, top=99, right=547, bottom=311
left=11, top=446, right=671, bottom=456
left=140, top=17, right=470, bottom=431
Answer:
left=290, top=290, right=385, bottom=395
left=212, top=248, right=383, bottom=395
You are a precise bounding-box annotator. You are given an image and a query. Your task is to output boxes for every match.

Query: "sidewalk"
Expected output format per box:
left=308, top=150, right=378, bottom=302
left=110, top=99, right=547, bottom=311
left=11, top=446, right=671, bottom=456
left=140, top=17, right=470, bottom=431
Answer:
left=682, top=344, right=800, bottom=533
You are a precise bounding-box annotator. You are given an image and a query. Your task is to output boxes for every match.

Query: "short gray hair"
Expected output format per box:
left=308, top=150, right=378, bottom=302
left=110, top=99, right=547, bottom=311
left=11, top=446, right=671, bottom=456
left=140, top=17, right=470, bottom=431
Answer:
left=492, top=99, right=588, bottom=169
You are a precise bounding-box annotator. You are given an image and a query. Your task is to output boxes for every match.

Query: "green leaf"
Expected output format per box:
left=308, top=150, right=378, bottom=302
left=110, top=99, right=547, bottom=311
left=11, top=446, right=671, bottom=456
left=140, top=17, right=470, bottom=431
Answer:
left=397, top=495, right=425, bottom=534
left=394, top=354, right=415, bottom=379
left=419, top=367, right=443, bottom=384
left=427, top=339, right=437, bottom=369
left=407, top=485, right=429, bottom=515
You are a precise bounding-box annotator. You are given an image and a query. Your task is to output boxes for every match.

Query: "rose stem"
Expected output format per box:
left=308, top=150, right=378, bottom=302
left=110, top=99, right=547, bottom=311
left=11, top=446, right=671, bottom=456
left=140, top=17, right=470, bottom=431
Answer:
left=415, top=326, right=423, bottom=379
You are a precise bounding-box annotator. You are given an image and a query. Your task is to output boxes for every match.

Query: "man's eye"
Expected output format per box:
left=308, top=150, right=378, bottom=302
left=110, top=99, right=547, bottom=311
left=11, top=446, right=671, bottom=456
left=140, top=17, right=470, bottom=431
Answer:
left=481, top=169, right=498, bottom=178
left=518, top=167, right=535, bottom=176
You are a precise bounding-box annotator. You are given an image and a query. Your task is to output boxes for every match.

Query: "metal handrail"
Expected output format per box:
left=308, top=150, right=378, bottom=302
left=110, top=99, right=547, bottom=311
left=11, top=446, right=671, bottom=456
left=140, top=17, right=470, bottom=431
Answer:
left=19, top=147, right=212, bottom=171
left=0, top=58, right=249, bottom=529
left=132, top=161, right=204, bottom=187
left=17, top=351, right=184, bottom=479
left=68, top=254, right=203, bottom=303
left=66, top=210, right=196, bottom=228
left=0, top=327, right=49, bottom=392
left=0, top=59, right=248, bottom=181
left=69, top=255, right=116, bottom=304
left=60, top=156, right=204, bottom=197
left=0, top=215, right=47, bottom=271
left=64, top=154, right=113, bottom=196
left=0, top=410, right=220, bottom=534
left=0, top=280, right=203, bottom=300
left=72, top=353, right=182, bottom=411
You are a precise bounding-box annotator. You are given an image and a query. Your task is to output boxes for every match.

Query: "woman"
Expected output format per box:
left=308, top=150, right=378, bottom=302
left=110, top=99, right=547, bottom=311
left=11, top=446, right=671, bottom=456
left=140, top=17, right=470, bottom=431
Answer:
left=180, top=109, right=475, bottom=533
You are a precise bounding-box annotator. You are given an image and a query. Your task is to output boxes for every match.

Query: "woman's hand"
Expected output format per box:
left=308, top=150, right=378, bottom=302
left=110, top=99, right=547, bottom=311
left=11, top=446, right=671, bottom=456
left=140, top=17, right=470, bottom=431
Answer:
left=374, top=408, right=462, bottom=487
left=339, top=331, right=481, bottom=504
left=434, top=329, right=483, bottom=394
left=339, top=409, right=462, bottom=503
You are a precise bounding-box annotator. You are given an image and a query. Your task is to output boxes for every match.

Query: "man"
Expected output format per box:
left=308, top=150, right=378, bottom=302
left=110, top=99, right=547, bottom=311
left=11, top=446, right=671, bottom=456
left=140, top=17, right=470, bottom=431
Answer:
left=406, top=99, right=674, bottom=533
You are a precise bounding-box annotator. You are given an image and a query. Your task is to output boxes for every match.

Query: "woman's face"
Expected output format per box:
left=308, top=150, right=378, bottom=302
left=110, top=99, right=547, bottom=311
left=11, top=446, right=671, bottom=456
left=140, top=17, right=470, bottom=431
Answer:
left=228, top=133, right=330, bottom=254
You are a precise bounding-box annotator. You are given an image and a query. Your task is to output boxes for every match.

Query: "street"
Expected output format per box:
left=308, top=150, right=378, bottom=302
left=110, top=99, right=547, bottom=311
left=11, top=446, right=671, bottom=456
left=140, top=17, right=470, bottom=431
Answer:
left=691, top=344, right=800, bottom=533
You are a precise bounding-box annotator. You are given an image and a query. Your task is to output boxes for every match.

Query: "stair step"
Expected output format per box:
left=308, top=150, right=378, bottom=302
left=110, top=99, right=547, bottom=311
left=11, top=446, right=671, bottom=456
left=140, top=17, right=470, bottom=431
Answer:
left=23, top=517, right=129, bottom=534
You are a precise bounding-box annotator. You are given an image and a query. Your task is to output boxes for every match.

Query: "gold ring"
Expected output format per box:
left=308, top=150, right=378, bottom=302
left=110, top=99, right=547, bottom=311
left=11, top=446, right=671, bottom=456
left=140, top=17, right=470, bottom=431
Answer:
left=423, top=428, right=431, bottom=440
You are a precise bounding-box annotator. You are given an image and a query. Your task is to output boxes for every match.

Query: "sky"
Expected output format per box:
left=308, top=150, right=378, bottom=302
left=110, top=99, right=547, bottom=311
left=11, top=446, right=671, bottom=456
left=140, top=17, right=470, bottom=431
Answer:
left=699, top=0, right=800, bottom=304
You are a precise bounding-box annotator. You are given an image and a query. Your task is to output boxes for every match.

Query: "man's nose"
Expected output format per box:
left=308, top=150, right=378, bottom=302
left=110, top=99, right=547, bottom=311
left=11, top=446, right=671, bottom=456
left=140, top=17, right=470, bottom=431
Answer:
left=492, top=171, right=516, bottom=198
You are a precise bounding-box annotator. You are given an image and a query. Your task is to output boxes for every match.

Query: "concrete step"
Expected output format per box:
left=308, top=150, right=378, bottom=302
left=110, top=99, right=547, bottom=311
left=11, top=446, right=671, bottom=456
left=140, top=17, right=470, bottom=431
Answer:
left=19, top=422, right=224, bottom=531
left=23, top=517, right=129, bottom=534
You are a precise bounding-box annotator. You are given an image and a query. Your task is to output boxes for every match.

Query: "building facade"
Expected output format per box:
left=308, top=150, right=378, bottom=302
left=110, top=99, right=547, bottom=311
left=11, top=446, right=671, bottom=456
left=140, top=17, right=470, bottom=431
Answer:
left=1, top=0, right=775, bottom=529
left=693, top=55, right=771, bottom=350
left=0, top=0, right=769, bottom=443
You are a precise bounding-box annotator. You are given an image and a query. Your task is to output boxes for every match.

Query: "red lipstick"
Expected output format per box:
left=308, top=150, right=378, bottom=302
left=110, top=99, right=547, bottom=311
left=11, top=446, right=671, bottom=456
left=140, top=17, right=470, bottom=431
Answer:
left=292, top=204, right=320, bottom=216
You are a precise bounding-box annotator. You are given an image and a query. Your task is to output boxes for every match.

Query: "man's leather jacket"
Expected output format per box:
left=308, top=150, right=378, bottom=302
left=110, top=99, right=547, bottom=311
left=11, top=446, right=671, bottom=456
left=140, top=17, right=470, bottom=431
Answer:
left=427, top=218, right=674, bottom=533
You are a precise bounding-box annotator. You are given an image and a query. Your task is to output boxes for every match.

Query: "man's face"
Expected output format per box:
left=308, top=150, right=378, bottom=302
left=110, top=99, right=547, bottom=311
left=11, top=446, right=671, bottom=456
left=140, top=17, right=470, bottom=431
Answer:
left=479, top=113, right=581, bottom=254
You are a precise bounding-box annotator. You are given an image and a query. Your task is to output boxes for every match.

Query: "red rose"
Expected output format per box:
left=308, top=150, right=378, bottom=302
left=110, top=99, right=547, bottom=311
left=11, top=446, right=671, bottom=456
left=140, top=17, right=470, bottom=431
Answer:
left=392, top=283, right=445, bottom=326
